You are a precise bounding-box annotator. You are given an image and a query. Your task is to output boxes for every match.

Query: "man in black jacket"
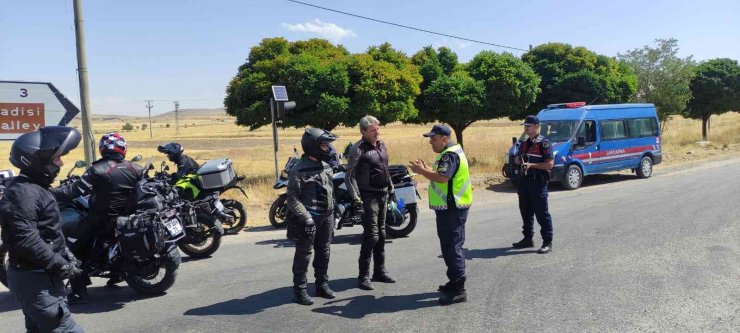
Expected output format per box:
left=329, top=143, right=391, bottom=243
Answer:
left=345, top=115, right=396, bottom=290
left=157, top=142, right=200, bottom=183
left=0, top=126, right=85, bottom=332
left=54, top=132, right=144, bottom=302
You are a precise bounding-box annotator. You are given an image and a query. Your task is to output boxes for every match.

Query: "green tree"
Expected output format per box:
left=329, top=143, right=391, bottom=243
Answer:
left=618, top=38, right=696, bottom=125
left=224, top=38, right=421, bottom=131
left=122, top=122, right=134, bottom=131
left=411, top=47, right=539, bottom=147
left=522, top=43, right=637, bottom=119
left=141, top=123, right=148, bottom=131
left=686, top=58, right=740, bottom=141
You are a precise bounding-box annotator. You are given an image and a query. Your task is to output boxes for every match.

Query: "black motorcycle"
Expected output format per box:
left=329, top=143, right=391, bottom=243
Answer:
left=1, top=159, right=183, bottom=295
left=269, top=153, right=421, bottom=238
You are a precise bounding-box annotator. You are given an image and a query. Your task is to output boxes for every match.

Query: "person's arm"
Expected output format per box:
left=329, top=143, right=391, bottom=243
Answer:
left=523, top=139, right=554, bottom=171
left=286, top=166, right=312, bottom=224
left=5, top=193, right=68, bottom=271
left=344, top=143, right=362, bottom=203
left=52, top=167, right=96, bottom=201
left=408, top=159, right=450, bottom=183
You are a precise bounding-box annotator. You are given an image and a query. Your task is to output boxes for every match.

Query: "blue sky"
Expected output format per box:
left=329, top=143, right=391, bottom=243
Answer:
left=1, top=0, right=738, bottom=116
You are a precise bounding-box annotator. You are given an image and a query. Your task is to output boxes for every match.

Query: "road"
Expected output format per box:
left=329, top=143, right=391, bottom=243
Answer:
left=1, top=158, right=738, bottom=332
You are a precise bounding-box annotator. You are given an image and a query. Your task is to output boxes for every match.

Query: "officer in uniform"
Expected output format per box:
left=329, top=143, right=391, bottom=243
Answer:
left=287, top=128, right=338, bottom=305
left=409, top=124, right=473, bottom=305
left=0, top=126, right=85, bottom=332
left=54, top=132, right=144, bottom=302
left=512, top=115, right=554, bottom=254
left=157, top=142, right=200, bottom=183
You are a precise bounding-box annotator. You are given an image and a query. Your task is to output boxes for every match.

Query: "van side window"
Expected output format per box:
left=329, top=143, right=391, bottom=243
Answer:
left=627, top=118, right=659, bottom=137
left=601, top=120, right=627, bottom=140
left=576, top=120, right=597, bottom=144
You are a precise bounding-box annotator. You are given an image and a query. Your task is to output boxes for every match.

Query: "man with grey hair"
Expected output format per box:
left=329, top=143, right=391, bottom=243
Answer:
left=345, top=115, right=397, bottom=290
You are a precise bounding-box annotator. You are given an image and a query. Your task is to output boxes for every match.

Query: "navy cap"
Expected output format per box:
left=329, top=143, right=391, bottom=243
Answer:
left=522, top=115, right=539, bottom=125
left=422, top=124, right=452, bottom=137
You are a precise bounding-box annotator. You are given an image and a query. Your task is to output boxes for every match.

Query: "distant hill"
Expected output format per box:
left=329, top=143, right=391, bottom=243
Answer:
left=154, top=108, right=228, bottom=118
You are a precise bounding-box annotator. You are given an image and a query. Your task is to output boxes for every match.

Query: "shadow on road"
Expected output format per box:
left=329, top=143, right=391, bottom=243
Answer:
left=184, top=278, right=358, bottom=316
left=1, top=285, right=161, bottom=314
left=244, top=225, right=278, bottom=233
left=463, top=247, right=538, bottom=259
left=255, top=238, right=296, bottom=248
left=331, top=233, right=363, bottom=245
left=312, top=292, right=439, bottom=319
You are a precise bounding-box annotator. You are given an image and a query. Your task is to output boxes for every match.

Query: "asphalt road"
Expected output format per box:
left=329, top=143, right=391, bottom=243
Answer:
left=1, top=158, right=738, bottom=332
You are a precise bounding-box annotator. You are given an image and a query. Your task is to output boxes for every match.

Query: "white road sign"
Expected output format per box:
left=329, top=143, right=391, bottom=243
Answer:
left=0, top=80, right=80, bottom=140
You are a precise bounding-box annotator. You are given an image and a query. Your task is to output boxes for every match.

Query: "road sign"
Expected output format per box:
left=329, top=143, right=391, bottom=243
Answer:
left=0, top=80, right=80, bottom=140
left=271, top=85, right=289, bottom=101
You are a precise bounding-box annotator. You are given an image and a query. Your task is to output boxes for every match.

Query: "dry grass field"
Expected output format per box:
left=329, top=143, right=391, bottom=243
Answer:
left=2, top=110, right=739, bottom=227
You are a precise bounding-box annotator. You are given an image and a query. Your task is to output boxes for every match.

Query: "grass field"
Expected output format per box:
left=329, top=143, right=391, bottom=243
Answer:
left=2, top=111, right=739, bottom=227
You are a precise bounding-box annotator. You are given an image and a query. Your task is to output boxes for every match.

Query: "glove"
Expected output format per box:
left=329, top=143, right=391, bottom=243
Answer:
left=58, top=262, right=83, bottom=279
left=389, top=191, right=397, bottom=204
left=352, top=200, right=364, bottom=216
left=304, top=219, right=316, bottom=236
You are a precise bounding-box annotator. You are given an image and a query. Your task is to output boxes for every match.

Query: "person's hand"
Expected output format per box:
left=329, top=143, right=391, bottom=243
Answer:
left=304, top=219, right=316, bottom=236
left=522, top=162, right=534, bottom=171
left=408, top=159, right=428, bottom=174
left=389, top=191, right=397, bottom=203
left=352, top=200, right=364, bottom=215
left=58, top=262, right=83, bottom=279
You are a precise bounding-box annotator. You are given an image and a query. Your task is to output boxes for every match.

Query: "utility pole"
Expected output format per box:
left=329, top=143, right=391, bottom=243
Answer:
left=270, top=98, right=279, bottom=181
left=73, top=0, right=96, bottom=164
left=146, top=100, right=153, bottom=138
left=173, top=100, right=180, bottom=135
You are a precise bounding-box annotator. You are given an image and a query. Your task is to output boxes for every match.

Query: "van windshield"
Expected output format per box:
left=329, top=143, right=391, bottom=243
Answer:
left=539, top=121, right=579, bottom=142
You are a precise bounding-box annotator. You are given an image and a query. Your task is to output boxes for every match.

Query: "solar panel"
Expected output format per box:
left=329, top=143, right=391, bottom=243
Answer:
left=271, top=86, right=289, bottom=101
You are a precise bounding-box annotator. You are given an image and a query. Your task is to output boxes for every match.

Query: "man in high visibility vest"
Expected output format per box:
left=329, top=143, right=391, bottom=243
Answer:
left=409, top=124, right=472, bottom=305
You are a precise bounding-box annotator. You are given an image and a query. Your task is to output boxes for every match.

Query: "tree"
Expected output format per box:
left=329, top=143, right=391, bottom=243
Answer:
left=224, top=38, right=421, bottom=131
left=411, top=47, right=539, bottom=147
left=686, top=58, right=740, bottom=141
left=122, top=122, right=134, bottom=131
left=522, top=43, right=637, bottom=119
left=618, top=38, right=696, bottom=125
left=141, top=123, right=148, bottom=131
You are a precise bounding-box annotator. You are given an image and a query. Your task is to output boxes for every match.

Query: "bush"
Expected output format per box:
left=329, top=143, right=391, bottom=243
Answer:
left=122, top=122, right=134, bottom=131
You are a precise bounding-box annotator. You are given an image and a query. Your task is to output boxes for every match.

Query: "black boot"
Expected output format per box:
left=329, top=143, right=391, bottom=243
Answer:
left=512, top=237, right=534, bottom=249
left=67, top=287, right=89, bottom=305
left=371, top=270, right=396, bottom=283
left=437, top=280, right=454, bottom=293
left=439, top=278, right=467, bottom=305
left=315, top=282, right=336, bottom=299
left=293, top=287, right=314, bottom=305
left=538, top=241, right=552, bottom=254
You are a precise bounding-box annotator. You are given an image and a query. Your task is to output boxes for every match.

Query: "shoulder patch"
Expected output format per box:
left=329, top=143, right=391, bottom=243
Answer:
left=442, top=154, right=450, bottom=162
left=541, top=140, right=551, bottom=149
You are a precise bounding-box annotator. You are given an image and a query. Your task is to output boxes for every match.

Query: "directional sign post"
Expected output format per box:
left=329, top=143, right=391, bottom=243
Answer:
left=0, top=81, right=81, bottom=140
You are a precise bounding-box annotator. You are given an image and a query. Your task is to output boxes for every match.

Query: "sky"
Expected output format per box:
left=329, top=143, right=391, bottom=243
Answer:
left=1, top=0, right=738, bottom=116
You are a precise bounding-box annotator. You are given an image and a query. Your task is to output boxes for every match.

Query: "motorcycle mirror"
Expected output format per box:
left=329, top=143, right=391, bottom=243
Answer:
left=148, top=163, right=155, bottom=171
left=131, top=155, right=143, bottom=162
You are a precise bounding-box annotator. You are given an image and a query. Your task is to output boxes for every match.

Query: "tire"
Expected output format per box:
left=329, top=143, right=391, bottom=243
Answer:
left=269, top=193, right=289, bottom=229
left=387, top=203, right=418, bottom=238
left=561, top=164, right=583, bottom=190
left=125, top=251, right=180, bottom=295
left=0, top=244, right=8, bottom=288
left=178, top=227, right=222, bottom=259
left=636, top=156, right=653, bottom=179
left=221, top=200, right=247, bottom=235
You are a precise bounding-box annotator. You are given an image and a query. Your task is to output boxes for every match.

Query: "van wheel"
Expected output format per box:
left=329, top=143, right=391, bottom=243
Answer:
left=561, top=164, right=582, bottom=190
left=636, top=156, right=653, bottom=178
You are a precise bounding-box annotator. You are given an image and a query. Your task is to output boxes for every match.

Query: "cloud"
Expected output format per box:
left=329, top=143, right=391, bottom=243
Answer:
left=282, top=19, right=356, bottom=41
left=433, top=39, right=472, bottom=50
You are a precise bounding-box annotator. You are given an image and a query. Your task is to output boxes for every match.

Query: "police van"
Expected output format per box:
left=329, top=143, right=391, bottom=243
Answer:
left=503, top=102, right=662, bottom=190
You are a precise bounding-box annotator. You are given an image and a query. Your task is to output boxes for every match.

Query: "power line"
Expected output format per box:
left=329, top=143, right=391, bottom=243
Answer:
left=285, top=0, right=529, bottom=52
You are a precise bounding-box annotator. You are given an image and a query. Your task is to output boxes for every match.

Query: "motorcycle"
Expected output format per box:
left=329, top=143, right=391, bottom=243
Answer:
left=269, top=149, right=421, bottom=238
left=157, top=161, right=248, bottom=235
left=1, top=158, right=183, bottom=295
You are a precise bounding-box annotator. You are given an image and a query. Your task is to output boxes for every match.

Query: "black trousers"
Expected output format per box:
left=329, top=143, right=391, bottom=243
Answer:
left=517, top=178, right=554, bottom=242
left=435, top=206, right=468, bottom=281
left=358, top=192, right=388, bottom=278
left=292, top=214, right=334, bottom=290
left=7, top=267, right=85, bottom=333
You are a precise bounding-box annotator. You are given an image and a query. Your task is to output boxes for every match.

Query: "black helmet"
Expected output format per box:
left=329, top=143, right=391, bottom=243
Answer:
left=157, top=142, right=183, bottom=162
left=10, top=126, right=81, bottom=185
left=301, top=128, right=337, bottom=162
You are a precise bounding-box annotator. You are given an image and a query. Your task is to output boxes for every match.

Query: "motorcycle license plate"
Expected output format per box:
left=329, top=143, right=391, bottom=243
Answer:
left=214, top=200, right=225, bottom=212
left=164, top=218, right=183, bottom=236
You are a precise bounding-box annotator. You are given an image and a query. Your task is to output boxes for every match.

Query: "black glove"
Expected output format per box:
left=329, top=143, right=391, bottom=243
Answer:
left=389, top=191, right=397, bottom=204
left=58, top=262, right=83, bottom=279
left=304, top=219, right=316, bottom=236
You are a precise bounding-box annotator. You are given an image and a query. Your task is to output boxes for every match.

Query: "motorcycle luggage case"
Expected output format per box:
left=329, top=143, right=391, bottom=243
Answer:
left=116, top=213, right=166, bottom=259
left=197, top=158, right=236, bottom=189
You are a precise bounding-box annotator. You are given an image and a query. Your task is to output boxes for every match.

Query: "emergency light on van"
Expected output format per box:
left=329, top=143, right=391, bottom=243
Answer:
left=546, top=102, right=586, bottom=109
